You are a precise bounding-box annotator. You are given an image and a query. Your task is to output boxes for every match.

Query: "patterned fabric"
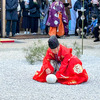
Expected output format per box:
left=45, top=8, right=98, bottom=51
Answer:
left=49, top=12, right=65, bottom=36
left=33, top=44, right=88, bottom=85
left=46, top=1, right=68, bottom=29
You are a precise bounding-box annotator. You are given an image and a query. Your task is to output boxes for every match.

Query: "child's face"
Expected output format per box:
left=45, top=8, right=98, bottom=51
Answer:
left=51, top=46, right=59, bottom=55
left=92, top=17, right=95, bottom=21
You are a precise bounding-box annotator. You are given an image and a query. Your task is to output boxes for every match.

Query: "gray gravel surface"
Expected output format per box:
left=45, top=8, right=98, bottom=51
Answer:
left=0, top=37, right=100, bottom=100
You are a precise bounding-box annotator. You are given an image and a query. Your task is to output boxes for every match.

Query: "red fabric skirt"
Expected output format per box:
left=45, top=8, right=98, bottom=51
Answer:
left=33, top=56, right=88, bottom=85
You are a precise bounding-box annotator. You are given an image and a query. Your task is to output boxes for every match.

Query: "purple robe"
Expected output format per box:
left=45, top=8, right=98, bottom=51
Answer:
left=46, top=1, right=68, bottom=33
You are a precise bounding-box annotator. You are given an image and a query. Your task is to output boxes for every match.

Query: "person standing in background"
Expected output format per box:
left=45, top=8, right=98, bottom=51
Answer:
left=5, top=0, right=18, bottom=38
left=21, top=0, right=30, bottom=34
left=74, top=0, right=89, bottom=36
left=46, top=0, right=68, bottom=38
left=91, top=0, right=99, bottom=19
left=60, top=0, right=72, bottom=36
left=16, top=0, right=21, bottom=35
left=40, top=0, right=49, bottom=35
left=93, top=23, right=100, bottom=42
left=70, top=0, right=77, bottom=34
left=29, top=0, right=40, bottom=34
left=0, top=19, right=1, bottom=36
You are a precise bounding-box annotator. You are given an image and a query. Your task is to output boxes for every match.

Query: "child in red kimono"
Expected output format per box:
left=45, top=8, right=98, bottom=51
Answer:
left=33, top=35, right=88, bottom=85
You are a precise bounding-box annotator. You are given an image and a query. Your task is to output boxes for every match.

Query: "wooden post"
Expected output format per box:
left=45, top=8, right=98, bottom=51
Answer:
left=1, top=0, right=6, bottom=37
left=81, top=0, right=85, bottom=55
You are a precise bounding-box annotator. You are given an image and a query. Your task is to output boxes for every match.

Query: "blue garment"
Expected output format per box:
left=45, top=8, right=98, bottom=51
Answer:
left=90, top=19, right=98, bottom=27
left=6, top=0, right=18, bottom=20
left=86, top=19, right=98, bottom=35
left=40, top=3, right=49, bottom=30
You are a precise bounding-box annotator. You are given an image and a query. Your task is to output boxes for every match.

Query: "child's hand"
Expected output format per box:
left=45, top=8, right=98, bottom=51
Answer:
left=46, top=68, right=51, bottom=74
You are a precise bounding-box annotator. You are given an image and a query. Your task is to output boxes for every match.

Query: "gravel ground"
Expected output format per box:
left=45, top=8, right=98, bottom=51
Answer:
left=0, top=36, right=100, bottom=100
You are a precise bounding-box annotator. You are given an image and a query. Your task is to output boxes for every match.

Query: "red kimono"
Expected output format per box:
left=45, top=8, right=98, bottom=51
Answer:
left=33, top=44, right=88, bottom=85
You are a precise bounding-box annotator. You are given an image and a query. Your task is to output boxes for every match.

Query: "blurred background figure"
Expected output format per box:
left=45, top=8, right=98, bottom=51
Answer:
left=70, top=0, right=77, bottom=34
left=93, top=23, right=100, bottom=42
left=74, top=0, right=89, bottom=36
left=21, top=0, right=30, bottom=34
left=0, top=19, right=1, bottom=36
left=29, top=0, right=40, bottom=34
left=86, top=15, right=98, bottom=36
left=40, top=0, right=49, bottom=35
left=91, top=0, right=99, bottom=19
left=46, top=0, right=68, bottom=38
left=5, top=0, right=18, bottom=38
left=61, top=0, right=72, bottom=36
left=16, top=0, right=21, bottom=35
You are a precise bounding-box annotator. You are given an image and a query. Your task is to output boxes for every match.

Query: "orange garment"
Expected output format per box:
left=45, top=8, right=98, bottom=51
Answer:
left=49, top=12, right=64, bottom=36
left=33, top=44, right=88, bottom=85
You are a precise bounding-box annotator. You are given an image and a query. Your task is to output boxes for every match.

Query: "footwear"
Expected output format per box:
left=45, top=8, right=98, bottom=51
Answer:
left=12, top=34, right=15, bottom=37
left=65, top=34, right=70, bottom=37
left=27, top=31, right=30, bottom=34
left=16, top=33, right=19, bottom=35
left=76, top=29, right=80, bottom=34
left=32, top=32, right=36, bottom=35
left=94, top=38, right=99, bottom=42
left=41, top=32, right=43, bottom=35
left=56, top=35, right=60, bottom=38
left=83, top=35, right=87, bottom=38
left=91, top=35, right=94, bottom=38
left=24, top=31, right=27, bottom=34
left=86, top=33, right=89, bottom=36
left=75, top=34, right=78, bottom=36
left=5, top=35, right=9, bottom=38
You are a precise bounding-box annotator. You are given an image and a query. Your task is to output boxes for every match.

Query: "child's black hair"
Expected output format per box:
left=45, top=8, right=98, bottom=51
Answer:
left=92, top=14, right=97, bottom=19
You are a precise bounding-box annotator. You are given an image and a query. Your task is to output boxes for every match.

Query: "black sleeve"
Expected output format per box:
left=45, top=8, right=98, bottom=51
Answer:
left=20, top=1, right=25, bottom=9
left=11, top=1, right=18, bottom=10
left=74, top=2, right=78, bottom=11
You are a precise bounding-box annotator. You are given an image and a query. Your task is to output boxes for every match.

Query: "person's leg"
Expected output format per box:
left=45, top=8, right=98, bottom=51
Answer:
left=86, top=25, right=91, bottom=36
left=27, top=28, right=30, bottom=34
left=27, top=16, right=30, bottom=34
left=16, top=20, right=19, bottom=33
left=50, top=60, right=60, bottom=74
left=24, top=28, right=27, bottom=34
left=30, top=17, right=34, bottom=33
left=45, top=25, right=48, bottom=34
left=12, top=20, right=17, bottom=36
left=93, top=26, right=99, bottom=42
left=16, top=16, right=21, bottom=33
left=75, top=18, right=79, bottom=36
left=91, top=26, right=94, bottom=33
left=6, top=20, right=11, bottom=37
left=34, top=17, right=38, bottom=33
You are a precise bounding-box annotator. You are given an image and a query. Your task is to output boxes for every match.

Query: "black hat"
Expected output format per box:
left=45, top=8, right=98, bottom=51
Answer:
left=48, top=35, right=59, bottom=49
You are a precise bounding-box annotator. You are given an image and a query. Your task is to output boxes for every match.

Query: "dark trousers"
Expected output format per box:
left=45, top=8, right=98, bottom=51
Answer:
left=16, top=16, right=21, bottom=33
left=0, top=20, right=1, bottom=35
left=45, top=25, right=49, bottom=34
left=6, top=20, right=17, bottom=36
left=75, top=18, right=79, bottom=36
left=30, top=17, right=38, bottom=33
left=86, top=25, right=94, bottom=35
left=93, top=26, right=99, bottom=39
